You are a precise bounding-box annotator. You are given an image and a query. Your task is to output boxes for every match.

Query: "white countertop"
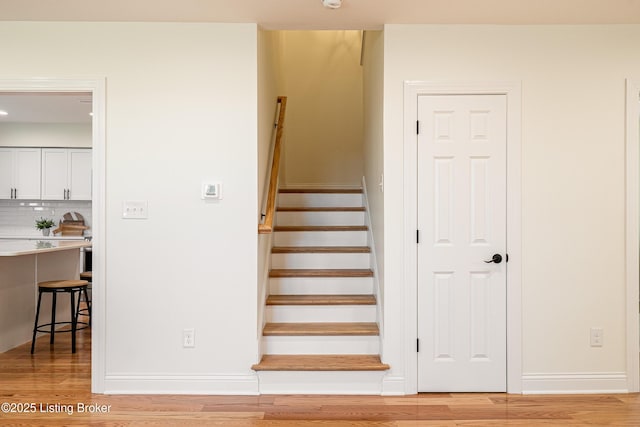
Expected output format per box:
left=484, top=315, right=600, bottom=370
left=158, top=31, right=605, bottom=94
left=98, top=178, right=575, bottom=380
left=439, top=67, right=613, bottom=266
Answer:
left=0, top=239, right=91, bottom=257
left=0, top=235, right=89, bottom=241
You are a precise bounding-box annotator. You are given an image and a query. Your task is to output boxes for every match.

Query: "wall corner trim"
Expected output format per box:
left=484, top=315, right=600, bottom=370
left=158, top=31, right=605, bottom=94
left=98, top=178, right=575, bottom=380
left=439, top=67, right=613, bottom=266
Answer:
left=381, top=375, right=407, bottom=395
left=625, top=78, right=640, bottom=393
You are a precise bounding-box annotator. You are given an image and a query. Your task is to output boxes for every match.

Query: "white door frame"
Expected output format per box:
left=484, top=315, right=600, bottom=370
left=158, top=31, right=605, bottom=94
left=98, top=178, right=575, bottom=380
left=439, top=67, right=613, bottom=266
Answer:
left=403, top=81, right=522, bottom=394
left=625, top=78, right=640, bottom=393
left=0, top=77, right=106, bottom=393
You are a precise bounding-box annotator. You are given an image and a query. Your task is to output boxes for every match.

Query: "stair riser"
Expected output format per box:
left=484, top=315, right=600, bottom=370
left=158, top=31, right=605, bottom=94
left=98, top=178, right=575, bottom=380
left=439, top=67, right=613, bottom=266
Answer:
left=278, top=193, right=363, bottom=208
left=271, top=253, right=370, bottom=269
left=269, top=277, right=374, bottom=295
left=263, top=336, right=380, bottom=355
left=256, top=371, right=385, bottom=394
left=265, top=306, right=377, bottom=323
left=274, top=231, right=367, bottom=246
left=276, top=211, right=365, bottom=226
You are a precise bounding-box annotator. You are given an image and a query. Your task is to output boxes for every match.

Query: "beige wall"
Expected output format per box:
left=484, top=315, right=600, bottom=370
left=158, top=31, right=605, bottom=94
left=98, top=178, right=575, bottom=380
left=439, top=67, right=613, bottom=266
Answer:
left=0, top=22, right=259, bottom=393
left=382, top=24, right=640, bottom=390
left=257, top=29, right=284, bottom=347
left=0, top=123, right=91, bottom=147
left=278, top=31, right=364, bottom=188
left=258, top=30, right=284, bottom=214
left=362, top=30, right=385, bottom=305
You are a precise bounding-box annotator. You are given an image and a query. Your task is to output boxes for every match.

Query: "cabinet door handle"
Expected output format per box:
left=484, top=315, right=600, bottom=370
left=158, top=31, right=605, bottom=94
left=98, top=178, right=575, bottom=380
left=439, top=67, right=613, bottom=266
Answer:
left=13, top=188, right=16, bottom=199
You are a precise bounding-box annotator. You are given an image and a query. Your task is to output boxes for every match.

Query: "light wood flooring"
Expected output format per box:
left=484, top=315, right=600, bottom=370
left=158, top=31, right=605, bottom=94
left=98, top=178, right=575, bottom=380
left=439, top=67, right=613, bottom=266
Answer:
left=2, top=328, right=640, bottom=426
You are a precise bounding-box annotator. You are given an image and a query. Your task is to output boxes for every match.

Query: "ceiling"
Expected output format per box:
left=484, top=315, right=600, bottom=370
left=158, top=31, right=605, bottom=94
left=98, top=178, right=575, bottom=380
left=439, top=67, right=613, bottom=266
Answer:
left=0, top=0, right=637, bottom=123
left=0, top=0, right=639, bottom=29
left=0, top=93, right=92, bottom=124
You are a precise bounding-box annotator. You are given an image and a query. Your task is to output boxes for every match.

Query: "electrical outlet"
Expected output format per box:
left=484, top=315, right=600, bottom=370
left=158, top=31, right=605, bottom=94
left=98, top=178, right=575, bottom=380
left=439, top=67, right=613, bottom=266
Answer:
left=590, top=327, right=603, bottom=347
left=183, top=328, right=195, bottom=348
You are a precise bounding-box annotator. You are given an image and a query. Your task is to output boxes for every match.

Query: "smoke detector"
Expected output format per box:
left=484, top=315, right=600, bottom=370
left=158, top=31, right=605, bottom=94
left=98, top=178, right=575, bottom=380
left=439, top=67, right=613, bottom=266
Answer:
left=321, top=0, right=342, bottom=9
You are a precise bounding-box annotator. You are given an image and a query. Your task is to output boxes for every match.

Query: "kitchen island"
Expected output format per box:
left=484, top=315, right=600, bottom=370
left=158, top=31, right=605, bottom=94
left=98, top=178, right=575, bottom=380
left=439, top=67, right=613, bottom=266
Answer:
left=0, top=239, right=91, bottom=352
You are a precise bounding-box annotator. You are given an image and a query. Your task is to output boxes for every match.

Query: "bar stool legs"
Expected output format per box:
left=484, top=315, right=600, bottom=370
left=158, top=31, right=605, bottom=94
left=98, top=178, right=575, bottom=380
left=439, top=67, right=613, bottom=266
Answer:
left=30, top=289, right=44, bottom=354
left=50, top=291, right=57, bottom=345
left=30, top=280, right=89, bottom=354
left=77, top=271, right=92, bottom=326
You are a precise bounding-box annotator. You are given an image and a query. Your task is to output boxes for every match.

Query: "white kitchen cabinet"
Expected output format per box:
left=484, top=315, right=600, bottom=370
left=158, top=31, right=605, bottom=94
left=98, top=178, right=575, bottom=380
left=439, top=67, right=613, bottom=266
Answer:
left=0, top=148, right=41, bottom=200
left=41, top=148, right=92, bottom=200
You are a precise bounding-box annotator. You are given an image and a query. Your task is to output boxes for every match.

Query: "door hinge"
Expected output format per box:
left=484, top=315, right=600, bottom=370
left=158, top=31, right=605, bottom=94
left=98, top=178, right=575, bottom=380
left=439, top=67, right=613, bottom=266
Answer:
left=416, top=120, right=420, bottom=135
left=416, top=230, right=420, bottom=243
left=417, top=338, right=420, bottom=352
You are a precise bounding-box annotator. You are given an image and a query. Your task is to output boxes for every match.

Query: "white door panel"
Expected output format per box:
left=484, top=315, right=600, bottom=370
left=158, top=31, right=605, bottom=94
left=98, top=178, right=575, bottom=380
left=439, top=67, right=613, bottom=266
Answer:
left=418, top=94, right=507, bottom=392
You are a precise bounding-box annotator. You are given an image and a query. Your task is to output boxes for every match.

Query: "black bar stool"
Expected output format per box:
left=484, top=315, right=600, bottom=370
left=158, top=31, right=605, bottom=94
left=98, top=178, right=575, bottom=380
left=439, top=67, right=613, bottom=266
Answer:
left=77, top=271, right=92, bottom=325
left=30, top=279, right=89, bottom=354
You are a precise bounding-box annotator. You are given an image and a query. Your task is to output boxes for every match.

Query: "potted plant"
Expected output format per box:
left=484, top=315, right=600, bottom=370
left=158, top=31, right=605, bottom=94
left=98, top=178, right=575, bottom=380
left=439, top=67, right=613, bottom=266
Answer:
left=35, top=217, right=55, bottom=236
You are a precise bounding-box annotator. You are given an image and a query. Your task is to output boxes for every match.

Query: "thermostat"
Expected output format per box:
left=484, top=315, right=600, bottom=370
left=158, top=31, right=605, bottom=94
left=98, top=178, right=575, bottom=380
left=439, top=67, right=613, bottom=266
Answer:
left=202, top=182, right=223, bottom=200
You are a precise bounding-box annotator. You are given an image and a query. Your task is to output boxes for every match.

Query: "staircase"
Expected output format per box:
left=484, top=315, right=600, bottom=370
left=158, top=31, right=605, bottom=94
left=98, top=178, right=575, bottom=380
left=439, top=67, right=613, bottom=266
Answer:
left=253, top=188, right=389, bottom=394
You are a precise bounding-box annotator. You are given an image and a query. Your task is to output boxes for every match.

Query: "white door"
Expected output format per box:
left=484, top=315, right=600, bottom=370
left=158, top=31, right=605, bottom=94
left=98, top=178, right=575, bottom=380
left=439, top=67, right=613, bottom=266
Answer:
left=417, top=94, right=507, bottom=392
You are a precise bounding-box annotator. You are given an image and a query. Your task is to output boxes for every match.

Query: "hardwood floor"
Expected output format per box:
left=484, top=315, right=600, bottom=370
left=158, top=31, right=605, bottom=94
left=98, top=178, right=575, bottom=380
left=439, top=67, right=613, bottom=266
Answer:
left=2, top=329, right=640, bottom=426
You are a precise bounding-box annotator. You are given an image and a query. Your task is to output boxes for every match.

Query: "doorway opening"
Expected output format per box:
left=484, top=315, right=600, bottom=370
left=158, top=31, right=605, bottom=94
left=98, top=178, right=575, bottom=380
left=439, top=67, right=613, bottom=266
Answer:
left=0, top=78, right=105, bottom=393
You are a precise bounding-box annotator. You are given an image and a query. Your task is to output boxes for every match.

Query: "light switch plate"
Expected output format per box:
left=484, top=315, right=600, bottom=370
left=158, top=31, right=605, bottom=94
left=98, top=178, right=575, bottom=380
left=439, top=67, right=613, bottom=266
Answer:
left=122, top=200, right=148, bottom=219
left=202, top=182, right=223, bottom=200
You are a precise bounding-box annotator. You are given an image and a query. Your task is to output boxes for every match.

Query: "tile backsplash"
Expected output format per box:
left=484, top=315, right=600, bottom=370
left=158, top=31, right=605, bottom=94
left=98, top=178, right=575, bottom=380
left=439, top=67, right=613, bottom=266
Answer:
left=0, top=200, right=92, bottom=236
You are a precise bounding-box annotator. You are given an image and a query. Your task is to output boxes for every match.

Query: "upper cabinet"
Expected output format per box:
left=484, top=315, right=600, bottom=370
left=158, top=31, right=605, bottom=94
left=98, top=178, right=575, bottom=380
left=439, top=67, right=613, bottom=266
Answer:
left=0, top=148, right=42, bottom=200
left=41, top=148, right=92, bottom=200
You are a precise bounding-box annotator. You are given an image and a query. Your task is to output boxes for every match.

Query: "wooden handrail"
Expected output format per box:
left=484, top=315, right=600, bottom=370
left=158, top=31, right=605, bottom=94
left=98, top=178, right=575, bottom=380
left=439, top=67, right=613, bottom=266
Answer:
left=259, top=96, right=287, bottom=234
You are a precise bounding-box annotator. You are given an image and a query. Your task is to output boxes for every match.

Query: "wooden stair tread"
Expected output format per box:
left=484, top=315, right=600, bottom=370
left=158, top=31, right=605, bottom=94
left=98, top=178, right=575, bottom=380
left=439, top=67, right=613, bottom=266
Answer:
left=272, top=246, right=370, bottom=253
left=267, top=294, right=376, bottom=306
left=274, top=225, right=367, bottom=232
left=269, top=269, right=373, bottom=278
left=279, top=188, right=362, bottom=194
left=252, top=355, right=389, bottom=371
left=277, top=206, right=366, bottom=212
left=263, top=322, right=379, bottom=336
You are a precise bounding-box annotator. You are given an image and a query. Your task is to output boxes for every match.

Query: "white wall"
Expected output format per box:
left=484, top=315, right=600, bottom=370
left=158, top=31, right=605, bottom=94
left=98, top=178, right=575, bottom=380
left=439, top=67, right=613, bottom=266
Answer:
left=383, top=24, right=640, bottom=393
left=278, top=31, right=364, bottom=188
left=0, top=123, right=91, bottom=147
left=362, top=31, right=385, bottom=308
left=257, top=29, right=284, bottom=353
left=0, top=22, right=259, bottom=393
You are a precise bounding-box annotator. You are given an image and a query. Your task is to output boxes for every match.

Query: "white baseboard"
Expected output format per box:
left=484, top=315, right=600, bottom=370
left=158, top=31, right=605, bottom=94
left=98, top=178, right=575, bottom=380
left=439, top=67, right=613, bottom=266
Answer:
left=103, top=374, right=259, bottom=395
left=361, top=176, right=384, bottom=342
left=522, top=372, right=628, bottom=394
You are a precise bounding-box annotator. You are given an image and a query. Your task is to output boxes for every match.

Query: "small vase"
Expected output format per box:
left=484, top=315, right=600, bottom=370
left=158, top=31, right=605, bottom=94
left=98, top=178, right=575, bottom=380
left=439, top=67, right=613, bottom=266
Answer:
left=42, top=228, right=50, bottom=236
